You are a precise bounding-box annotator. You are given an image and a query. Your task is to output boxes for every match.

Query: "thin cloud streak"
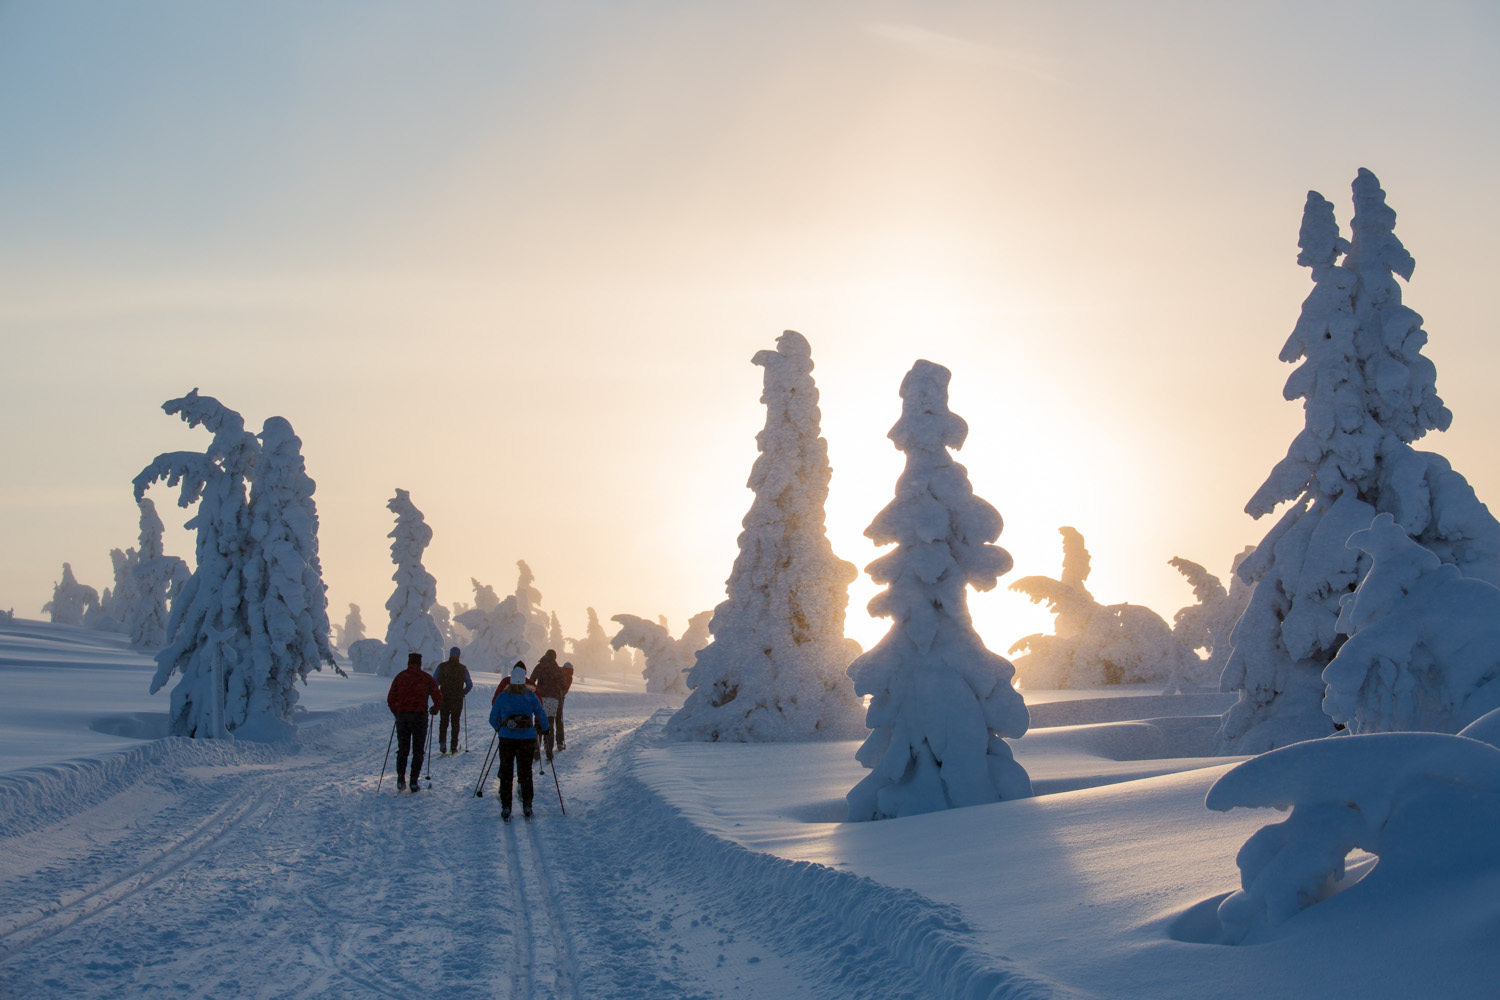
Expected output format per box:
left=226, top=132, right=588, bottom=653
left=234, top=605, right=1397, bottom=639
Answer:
left=865, top=22, right=1059, bottom=84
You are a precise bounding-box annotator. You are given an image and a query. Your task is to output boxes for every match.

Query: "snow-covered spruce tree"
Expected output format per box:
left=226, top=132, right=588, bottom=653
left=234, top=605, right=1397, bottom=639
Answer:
left=128, top=498, right=189, bottom=648
left=454, top=579, right=529, bottom=672
left=87, top=546, right=140, bottom=633
left=243, top=416, right=342, bottom=715
left=1218, top=170, right=1500, bottom=753
left=513, top=560, right=549, bottom=661
left=378, top=489, right=444, bottom=677
left=1009, top=527, right=1187, bottom=689
left=342, top=603, right=366, bottom=646
left=611, top=611, right=712, bottom=696
left=666, top=330, right=863, bottom=742
left=1162, top=547, right=1256, bottom=693
left=846, top=360, right=1031, bottom=820
left=134, top=390, right=261, bottom=738
left=568, top=607, right=614, bottom=679
left=548, top=611, right=566, bottom=652
left=1322, top=513, right=1500, bottom=734
left=43, top=563, right=98, bottom=625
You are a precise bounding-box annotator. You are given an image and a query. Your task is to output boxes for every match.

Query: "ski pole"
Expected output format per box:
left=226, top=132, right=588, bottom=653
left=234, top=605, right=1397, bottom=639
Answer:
left=550, top=752, right=565, bottom=815
left=424, top=710, right=435, bottom=784
left=473, top=730, right=499, bottom=797
left=463, top=696, right=470, bottom=752
left=377, top=719, right=396, bottom=794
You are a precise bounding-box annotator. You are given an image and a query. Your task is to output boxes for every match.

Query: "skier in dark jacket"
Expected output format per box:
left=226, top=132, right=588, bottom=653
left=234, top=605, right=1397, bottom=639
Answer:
left=433, top=646, right=473, bottom=755
left=488, top=662, right=550, bottom=820
left=530, top=649, right=567, bottom=758
left=557, top=662, right=575, bottom=750
left=387, top=652, right=442, bottom=792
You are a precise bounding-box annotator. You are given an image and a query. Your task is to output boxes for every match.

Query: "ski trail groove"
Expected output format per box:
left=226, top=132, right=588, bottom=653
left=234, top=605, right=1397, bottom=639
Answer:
left=0, top=784, right=273, bottom=963
left=501, top=821, right=537, bottom=999
left=521, top=817, right=581, bottom=1000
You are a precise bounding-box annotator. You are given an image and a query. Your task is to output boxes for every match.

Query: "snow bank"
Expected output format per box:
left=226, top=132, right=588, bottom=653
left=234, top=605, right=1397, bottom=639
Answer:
left=630, top=711, right=1071, bottom=999
left=1206, top=718, right=1500, bottom=945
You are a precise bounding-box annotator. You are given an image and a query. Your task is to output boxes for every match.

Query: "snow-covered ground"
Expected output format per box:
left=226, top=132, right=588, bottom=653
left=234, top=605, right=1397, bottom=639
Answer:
left=1, top=620, right=1493, bottom=998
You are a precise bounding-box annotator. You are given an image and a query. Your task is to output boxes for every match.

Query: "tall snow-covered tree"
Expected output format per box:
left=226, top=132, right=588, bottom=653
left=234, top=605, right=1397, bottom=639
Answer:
left=667, top=330, right=863, bottom=742
left=1009, top=528, right=1188, bottom=689
left=43, top=563, right=98, bottom=625
left=846, top=360, right=1031, bottom=820
left=135, top=390, right=261, bottom=738
left=514, top=560, right=549, bottom=661
left=127, top=498, right=188, bottom=648
left=342, top=603, right=366, bottom=646
left=85, top=547, right=137, bottom=634
left=611, top=611, right=711, bottom=696
left=568, top=607, right=614, bottom=679
left=1218, top=171, right=1500, bottom=753
left=243, top=416, right=342, bottom=712
left=1322, top=513, right=1500, bottom=734
left=378, top=489, right=444, bottom=677
left=548, top=611, right=566, bottom=652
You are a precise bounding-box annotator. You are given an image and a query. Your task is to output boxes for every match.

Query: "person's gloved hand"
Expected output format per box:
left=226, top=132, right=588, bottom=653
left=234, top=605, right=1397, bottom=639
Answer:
left=429, top=705, right=439, bottom=716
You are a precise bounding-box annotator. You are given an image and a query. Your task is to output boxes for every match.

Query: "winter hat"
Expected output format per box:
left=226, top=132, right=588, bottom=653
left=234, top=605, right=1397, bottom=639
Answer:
left=407, top=652, right=422, bottom=666
left=510, top=663, right=528, bottom=685
left=448, top=646, right=460, bottom=658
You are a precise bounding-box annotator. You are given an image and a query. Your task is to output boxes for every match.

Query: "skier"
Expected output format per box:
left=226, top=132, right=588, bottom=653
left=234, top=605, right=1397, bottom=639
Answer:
left=386, top=652, right=442, bottom=793
left=433, top=646, right=473, bottom=755
left=488, top=662, right=550, bottom=821
left=530, top=649, right=567, bottom=759
left=557, top=662, right=575, bottom=750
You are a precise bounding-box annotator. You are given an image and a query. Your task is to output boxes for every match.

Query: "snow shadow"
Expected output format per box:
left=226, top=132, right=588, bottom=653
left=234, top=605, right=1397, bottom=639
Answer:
left=88, top=713, right=169, bottom=741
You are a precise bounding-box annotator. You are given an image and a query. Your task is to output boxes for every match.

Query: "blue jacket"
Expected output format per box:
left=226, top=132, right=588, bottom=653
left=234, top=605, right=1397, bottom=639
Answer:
left=489, top=687, right=549, bottom=741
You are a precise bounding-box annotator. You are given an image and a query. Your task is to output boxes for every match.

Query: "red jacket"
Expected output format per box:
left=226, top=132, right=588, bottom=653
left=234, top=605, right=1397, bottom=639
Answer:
left=491, top=678, right=537, bottom=704
left=388, top=665, right=442, bottom=714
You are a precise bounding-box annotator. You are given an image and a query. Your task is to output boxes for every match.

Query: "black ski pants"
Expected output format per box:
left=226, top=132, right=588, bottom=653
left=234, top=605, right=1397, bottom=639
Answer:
left=497, top=737, right=536, bottom=810
left=394, top=712, right=428, bottom=784
left=438, top=698, right=463, bottom=753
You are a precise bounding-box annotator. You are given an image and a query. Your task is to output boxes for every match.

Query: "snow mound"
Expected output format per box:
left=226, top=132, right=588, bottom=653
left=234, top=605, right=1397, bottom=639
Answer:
left=1205, top=727, right=1500, bottom=944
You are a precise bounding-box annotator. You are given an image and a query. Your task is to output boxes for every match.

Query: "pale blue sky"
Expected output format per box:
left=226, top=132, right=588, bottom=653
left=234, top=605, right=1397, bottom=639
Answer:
left=3, top=1, right=1497, bottom=655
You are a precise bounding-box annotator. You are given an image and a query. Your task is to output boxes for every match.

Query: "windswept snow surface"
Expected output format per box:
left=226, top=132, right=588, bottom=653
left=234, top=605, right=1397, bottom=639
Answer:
left=2, top=621, right=1494, bottom=998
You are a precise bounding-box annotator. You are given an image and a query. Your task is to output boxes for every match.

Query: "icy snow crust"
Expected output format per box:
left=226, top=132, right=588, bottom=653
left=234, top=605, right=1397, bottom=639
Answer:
left=3, top=623, right=1496, bottom=998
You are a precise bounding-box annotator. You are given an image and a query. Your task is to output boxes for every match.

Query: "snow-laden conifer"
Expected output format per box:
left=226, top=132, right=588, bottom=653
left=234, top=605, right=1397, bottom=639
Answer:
left=515, top=560, right=550, bottom=660
left=611, top=611, right=711, bottom=696
left=454, top=578, right=529, bottom=672
left=568, top=607, right=614, bottom=679
left=1162, top=547, right=1255, bottom=693
left=127, top=498, right=188, bottom=648
left=85, top=548, right=137, bottom=634
left=1219, top=171, right=1500, bottom=753
left=846, top=360, right=1031, bottom=820
left=342, top=603, right=366, bottom=647
left=378, top=489, right=444, bottom=677
left=243, top=417, right=341, bottom=713
left=43, top=563, right=98, bottom=626
left=134, top=390, right=261, bottom=737
left=666, top=330, right=863, bottom=742
left=1322, top=513, right=1500, bottom=733
left=1009, top=528, right=1188, bottom=689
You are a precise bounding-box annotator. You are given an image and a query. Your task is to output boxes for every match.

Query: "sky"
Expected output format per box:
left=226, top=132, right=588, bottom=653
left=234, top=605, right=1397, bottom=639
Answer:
left=2, top=1, right=1497, bottom=662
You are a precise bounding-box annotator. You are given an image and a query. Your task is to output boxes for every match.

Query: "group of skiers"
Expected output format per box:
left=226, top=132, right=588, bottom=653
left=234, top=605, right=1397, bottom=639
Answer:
left=383, top=646, right=574, bottom=820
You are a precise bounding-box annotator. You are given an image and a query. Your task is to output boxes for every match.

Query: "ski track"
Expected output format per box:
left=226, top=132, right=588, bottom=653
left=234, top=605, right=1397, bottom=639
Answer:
left=0, top=696, right=1068, bottom=999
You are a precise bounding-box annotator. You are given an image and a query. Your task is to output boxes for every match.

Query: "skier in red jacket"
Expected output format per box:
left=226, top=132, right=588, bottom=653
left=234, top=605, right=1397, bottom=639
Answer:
left=387, top=652, right=442, bottom=792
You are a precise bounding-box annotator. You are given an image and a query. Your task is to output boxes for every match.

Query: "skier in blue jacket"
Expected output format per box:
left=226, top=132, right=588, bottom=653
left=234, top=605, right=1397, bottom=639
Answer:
left=488, top=662, right=550, bottom=820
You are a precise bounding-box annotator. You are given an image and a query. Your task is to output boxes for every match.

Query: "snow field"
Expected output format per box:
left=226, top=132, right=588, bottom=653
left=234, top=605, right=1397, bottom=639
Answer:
left=4, top=622, right=1499, bottom=997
